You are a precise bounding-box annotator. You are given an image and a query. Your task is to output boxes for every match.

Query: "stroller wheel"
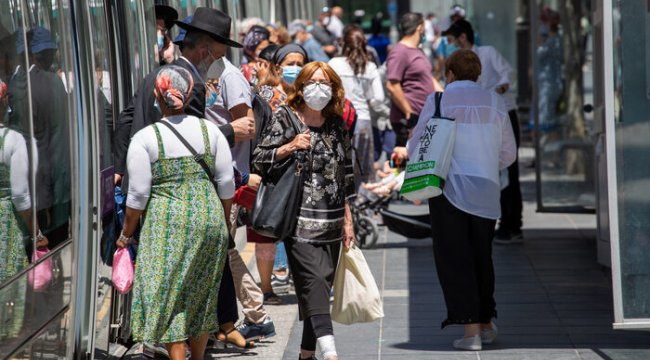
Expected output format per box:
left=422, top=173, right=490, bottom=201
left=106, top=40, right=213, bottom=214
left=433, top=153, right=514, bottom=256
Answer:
left=355, top=215, right=379, bottom=248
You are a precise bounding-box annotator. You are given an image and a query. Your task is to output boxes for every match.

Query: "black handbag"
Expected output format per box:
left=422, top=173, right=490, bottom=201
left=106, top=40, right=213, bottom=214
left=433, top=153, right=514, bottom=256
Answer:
left=250, top=106, right=305, bottom=239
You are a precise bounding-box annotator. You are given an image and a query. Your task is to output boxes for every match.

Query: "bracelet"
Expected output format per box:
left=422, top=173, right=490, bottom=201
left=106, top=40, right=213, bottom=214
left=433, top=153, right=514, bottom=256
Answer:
left=33, top=230, right=45, bottom=242
left=118, top=232, right=132, bottom=245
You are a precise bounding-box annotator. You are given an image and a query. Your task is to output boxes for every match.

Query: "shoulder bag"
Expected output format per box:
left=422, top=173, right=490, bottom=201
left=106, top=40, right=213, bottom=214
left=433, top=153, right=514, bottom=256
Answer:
left=250, top=106, right=305, bottom=240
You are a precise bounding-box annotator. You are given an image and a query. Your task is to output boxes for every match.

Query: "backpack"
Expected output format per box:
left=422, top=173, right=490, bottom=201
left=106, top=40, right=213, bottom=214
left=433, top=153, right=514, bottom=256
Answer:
left=342, top=98, right=357, bottom=134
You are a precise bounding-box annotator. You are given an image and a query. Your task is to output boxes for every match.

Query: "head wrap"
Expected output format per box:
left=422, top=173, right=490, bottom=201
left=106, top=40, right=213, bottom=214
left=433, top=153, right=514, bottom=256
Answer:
left=272, top=43, right=309, bottom=65
left=154, top=65, right=194, bottom=111
left=243, top=25, right=270, bottom=61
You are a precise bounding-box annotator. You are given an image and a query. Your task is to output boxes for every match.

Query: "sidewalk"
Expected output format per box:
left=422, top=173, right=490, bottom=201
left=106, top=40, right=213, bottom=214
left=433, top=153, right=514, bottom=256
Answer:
left=275, top=160, right=650, bottom=359
left=177, top=151, right=650, bottom=359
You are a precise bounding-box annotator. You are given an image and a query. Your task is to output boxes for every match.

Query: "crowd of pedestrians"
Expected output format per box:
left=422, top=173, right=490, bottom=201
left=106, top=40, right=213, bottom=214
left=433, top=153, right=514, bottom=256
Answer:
left=109, top=3, right=524, bottom=358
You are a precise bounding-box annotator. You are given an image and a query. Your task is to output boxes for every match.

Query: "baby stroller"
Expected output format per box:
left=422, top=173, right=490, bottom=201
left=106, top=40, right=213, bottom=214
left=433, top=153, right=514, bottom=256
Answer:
left=351, top=171, right=432, bottom=247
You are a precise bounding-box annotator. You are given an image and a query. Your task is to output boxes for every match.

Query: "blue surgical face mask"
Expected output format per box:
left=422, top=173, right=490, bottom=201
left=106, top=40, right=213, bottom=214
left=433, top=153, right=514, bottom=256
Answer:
left=153, top=99, right=161, bottom=114
left=446, top=41, right=458, bottom=56
left=157, top=34, right=165, bottom=50
left=206, top=89, right=218, bottom=108
left=282, top=65, right=302, bottom=85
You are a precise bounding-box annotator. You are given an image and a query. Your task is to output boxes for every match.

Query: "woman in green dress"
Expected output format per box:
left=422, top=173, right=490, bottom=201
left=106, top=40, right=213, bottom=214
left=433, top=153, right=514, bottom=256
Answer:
left=0, top=79, right=48, bottom=340
left=118, top=65, right=235, bottom=360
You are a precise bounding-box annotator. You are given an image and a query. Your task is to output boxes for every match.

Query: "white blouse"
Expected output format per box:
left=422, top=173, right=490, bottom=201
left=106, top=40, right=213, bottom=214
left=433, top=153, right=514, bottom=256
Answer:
left=126, top=115, right=235, bottom=210
left=328, top=57, right=385, bottom=122
left=407, top=81, right=517, bottom=220
left=0, top=127, right=32, bottom=212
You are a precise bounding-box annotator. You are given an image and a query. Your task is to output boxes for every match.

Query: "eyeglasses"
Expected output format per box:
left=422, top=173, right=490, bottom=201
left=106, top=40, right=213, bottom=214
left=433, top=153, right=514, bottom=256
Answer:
left=304, top=80, right=332, bottom=88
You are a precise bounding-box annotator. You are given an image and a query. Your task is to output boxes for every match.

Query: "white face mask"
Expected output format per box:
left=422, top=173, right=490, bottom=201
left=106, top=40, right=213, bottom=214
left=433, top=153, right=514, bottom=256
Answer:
left=303, top=83, right=332, bottom=111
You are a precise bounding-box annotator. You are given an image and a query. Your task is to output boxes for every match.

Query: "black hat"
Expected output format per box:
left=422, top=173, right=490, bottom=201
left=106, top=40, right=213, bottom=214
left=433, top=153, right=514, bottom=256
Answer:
left=175, top=7, right=243, bottom=48
left=442, top=19, right=473, bottom=38
left=155, top=5, right=178, bottom=30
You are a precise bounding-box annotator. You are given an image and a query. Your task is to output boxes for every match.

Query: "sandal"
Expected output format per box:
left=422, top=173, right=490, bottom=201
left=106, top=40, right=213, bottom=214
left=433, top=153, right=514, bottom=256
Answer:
left=263, top=291, right=283, bottom=305
left=216, top=328, right=255, bottom=349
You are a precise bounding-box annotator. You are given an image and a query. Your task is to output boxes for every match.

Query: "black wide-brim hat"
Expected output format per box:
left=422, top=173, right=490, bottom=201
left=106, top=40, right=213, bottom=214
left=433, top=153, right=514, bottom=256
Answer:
left=175, top=7, right=243, bottom=48
left=155, top=5, right=179, bottom=30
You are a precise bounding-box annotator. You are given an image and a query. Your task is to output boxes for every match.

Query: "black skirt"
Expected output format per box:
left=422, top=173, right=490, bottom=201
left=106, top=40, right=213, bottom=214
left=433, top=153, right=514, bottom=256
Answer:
left=285, top=239, right=341, bottom=321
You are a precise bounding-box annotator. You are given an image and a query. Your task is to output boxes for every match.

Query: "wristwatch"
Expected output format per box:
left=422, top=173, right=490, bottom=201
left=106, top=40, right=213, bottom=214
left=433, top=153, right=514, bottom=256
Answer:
left=118, top=232, right=132, bottom=245
left=33, top=230, right=45, bottom=242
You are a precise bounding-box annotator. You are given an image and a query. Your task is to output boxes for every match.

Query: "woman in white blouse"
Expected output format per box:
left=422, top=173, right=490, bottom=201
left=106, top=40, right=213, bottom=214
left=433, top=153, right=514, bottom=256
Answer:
left=328, top=25, right=385, bottom=187
left=118, top=65, right=234, bottom=360
left=407, top=50, right=516, bottom=351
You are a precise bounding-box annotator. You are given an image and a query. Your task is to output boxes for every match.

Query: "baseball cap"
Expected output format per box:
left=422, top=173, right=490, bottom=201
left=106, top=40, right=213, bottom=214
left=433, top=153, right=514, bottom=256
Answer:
left=288, top=20, right=307, bottom=37
left=31, top=27, right=57, bottom=54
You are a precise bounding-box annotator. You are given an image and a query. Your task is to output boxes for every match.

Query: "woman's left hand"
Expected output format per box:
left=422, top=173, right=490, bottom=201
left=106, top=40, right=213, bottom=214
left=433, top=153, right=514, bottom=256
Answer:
left=343, top=223, right=355, bottom=250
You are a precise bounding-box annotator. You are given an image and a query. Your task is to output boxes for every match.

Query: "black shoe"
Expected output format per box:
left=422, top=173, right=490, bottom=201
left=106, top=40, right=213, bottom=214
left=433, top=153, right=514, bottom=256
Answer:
left=237, top=317, right=276, bottom=341
left=494, top=229, right=523, bottom=244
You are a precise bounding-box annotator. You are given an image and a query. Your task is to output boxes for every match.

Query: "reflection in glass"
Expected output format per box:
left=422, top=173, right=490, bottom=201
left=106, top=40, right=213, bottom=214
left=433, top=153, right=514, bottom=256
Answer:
left=533, top=1, right=595, bottom=209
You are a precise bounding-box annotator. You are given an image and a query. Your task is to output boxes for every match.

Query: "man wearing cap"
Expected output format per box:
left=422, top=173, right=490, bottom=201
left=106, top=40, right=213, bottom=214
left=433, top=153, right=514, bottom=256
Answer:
left=289, top=20, right=329, bottom=62
left=22, top=26, right=71, bottom=248
left=154, top=4, right=178, bottom=65
left=443, top=19, right=523, bottom=244
left=114, top=7, right=256, bottom=185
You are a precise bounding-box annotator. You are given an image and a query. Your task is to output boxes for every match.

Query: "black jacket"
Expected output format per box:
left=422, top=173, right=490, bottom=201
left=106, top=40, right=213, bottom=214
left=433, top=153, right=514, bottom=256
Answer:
left=113, top=57, right=235, bottom=175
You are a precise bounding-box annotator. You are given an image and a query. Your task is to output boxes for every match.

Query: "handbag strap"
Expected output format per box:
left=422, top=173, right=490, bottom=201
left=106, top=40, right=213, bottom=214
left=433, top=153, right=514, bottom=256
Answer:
left=280, top=105, right=304, bottom=134
left=434, top=92, right=443, bottom=118
left=157, top=120, right=218, bottom=193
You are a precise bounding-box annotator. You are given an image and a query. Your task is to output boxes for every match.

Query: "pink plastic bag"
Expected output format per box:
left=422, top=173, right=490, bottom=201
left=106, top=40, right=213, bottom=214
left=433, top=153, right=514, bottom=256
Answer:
left=28, top=248, right=53, bottom=292
left=112, top=248, right=134, bottom=294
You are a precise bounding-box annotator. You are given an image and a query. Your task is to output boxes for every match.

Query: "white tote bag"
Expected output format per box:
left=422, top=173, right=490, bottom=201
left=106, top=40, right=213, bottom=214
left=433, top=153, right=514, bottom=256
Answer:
left=400, top=92, right=456, bottom=201
left=331, top=245, right=384, bottom=325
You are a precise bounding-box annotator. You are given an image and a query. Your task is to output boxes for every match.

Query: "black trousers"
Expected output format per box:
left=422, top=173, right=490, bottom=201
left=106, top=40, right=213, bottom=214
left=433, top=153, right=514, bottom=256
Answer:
left=217, top=256, right=238, bottom=325
left=429, top=195, right=497, bottom=328
left=499, top=110, right=523, bottom=232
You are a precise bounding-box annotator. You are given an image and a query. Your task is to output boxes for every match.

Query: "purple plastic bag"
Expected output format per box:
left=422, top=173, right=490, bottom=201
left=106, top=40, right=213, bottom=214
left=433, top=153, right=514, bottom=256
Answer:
left=28, top=248, right=53, bottom=292
left=112, top=248, right=134, bottom=294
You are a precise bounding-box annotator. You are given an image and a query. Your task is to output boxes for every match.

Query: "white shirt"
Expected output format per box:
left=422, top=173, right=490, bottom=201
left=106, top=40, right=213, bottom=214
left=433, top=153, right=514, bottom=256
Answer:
left=126, top=115, right=235, bottom=210
left=325, top=15, right=344, bottom=39
left=407, top=81, right=516, bottom=219
left=0, top=127, right=32, bottom=211
left=328, top=57, right=385, bottom=122
left=473, top=45, right=516, bottom=110
left=206, top=57, right=253, bottom=174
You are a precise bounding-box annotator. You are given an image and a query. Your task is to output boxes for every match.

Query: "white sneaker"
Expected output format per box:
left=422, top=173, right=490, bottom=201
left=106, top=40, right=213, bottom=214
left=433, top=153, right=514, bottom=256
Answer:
left=480, top=322, right=498, bottom=344
left=452, top=335, right=482, bottom=351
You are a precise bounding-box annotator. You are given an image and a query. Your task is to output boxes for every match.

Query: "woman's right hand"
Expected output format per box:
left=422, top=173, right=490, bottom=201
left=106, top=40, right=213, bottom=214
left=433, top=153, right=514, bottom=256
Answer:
left=289, top=131, right=311, bottom=152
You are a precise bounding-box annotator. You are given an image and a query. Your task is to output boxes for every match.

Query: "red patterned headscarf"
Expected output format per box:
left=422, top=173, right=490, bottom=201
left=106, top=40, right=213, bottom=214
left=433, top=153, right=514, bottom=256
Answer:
left=154, top=65, right=194, bottom=111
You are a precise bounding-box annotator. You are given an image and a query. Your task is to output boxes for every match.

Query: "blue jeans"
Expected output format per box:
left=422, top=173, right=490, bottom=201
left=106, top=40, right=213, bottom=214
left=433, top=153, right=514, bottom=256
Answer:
left=273, top=241, right=288, bottom=271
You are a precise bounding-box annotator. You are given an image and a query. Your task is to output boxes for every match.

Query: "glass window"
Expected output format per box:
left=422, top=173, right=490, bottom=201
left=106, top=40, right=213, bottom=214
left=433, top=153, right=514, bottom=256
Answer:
left=0, top=0, right=76, bottom=356
left=612, top=0, right=650, bottom=321
left=532, top=1, right=596, bottom=211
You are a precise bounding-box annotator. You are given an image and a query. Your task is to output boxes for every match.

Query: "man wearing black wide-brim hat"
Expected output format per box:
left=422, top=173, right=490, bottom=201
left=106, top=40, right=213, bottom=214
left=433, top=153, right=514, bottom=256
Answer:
left=114, top=7, right=255, bottom=187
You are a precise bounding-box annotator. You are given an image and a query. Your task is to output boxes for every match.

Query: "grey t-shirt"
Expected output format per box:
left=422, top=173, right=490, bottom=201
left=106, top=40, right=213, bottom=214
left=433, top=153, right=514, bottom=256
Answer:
left=205, top=57, right=253, bottom=174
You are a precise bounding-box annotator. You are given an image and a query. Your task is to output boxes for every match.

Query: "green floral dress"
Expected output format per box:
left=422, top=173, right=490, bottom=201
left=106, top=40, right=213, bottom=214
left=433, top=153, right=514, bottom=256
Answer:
left=131, top=121, right=228, bottom=343
left=0, top=128, right=28, bottom=340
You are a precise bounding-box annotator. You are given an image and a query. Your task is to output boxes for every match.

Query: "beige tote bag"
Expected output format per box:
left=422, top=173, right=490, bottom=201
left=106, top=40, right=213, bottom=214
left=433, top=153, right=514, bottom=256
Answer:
left=331, top=245, right=384, bottom=325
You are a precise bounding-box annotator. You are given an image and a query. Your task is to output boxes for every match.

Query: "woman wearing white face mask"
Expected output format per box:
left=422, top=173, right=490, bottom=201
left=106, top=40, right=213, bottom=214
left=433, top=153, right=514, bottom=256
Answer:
left=252, top=62, right=355, bottom=360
